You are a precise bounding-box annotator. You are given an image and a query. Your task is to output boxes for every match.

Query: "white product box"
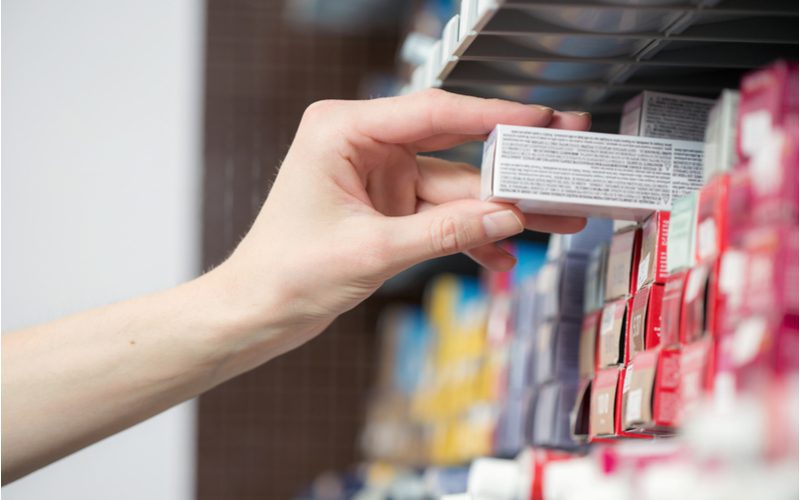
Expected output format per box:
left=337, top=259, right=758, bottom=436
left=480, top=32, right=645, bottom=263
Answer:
left=480, top=125, right=705, bottom=221
left=703, top=90, right=740, bottom=182
left=620, top=91, right=714, bottom=142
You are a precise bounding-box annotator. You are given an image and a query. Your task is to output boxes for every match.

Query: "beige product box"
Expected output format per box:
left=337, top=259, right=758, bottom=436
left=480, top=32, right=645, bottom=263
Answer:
left=481, top=125, right=704, bottom=221
left=703, top=90, right=740, bottom=182
left=620, top=91, right=714, bottom=142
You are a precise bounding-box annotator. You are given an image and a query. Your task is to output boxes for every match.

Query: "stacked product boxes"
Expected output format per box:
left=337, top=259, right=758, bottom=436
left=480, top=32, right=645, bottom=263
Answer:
left=350, top=61, right=798, bottom=500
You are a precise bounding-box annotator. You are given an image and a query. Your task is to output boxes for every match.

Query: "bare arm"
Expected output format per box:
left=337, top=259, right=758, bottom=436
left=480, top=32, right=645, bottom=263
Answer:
left=2, top=90, right=590, bottom=482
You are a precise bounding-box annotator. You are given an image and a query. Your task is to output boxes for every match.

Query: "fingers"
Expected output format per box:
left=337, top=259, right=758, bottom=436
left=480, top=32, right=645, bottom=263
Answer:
left=549, top=111, right=592, bottom=131
left=465, top=243, right=517, bottom=272
left=524, top=213, right=587, bottom=234
left=380, top=199, right=525, bottom=275
left=415, top=156, right=481, bottom=204
left=352, top=89, right=554, bottom=146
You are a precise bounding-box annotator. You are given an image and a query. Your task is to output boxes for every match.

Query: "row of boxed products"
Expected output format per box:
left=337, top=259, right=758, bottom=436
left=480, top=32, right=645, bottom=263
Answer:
left=317, top=376, right=797, bottom=500
left=361, top=61, right=798, bottom=466
left=481, top=61, right=797, bottom=221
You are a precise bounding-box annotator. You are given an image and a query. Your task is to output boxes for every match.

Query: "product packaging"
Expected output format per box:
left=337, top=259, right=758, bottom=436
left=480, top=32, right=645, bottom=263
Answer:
left=666, top=192, right=698, bottom=273
left=529, top=382, right=560, bottom=447
left=546, top=218, right=613, bottom=260
left=680, top=263, right=713, bottom=345
left=535, top=256, right=588, bottom=321
left=579, top=312, right=601, bottom=379
left=679, top=337, right=714, bottom=422
left=741, top=224, right=799, bottom=318
left=621, top=348, right=681, bottom=434
left=480, top=125, right=705, bottom=220
left=589, top=367, right=620, bottom=440
left=661, top=270, right=689, bottom=347
left=620, top=90, right=714, bottom=142
left=737, top=60, right=798, bottom=162
left=597, top=298, right=630, bottom=368
left=703, top=90, right=740, bottom=182
left=583, top=244, right=608, bottom=314
left=532, top=320, right=582, bottom=385
left=627, top=283, right=665, bottom=361
left=604, top=228, right=642, bottom=301
left=570, top=378, right=592, bottom=443
left=695, top=173, right=729, bottom=264
left=636, top=211, right=670, bottom=290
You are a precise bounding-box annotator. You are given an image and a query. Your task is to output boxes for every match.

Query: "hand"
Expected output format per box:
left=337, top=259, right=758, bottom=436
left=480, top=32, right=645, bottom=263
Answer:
left=208, top=89, right=590, bottom=358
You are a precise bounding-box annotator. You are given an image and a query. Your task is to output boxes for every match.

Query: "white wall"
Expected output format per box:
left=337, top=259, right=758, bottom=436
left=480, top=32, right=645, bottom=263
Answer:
left=2, top=1, right=204, bottom=498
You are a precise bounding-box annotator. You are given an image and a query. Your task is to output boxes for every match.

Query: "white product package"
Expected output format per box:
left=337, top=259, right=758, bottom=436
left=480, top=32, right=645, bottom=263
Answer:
left=480, top=125, right=704, bottom=221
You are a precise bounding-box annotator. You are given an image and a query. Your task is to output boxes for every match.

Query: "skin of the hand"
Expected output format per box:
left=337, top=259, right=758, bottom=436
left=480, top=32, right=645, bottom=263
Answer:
left=205, top=88, right=590, bottom=362
left=1, top=89, right=590, bottom=482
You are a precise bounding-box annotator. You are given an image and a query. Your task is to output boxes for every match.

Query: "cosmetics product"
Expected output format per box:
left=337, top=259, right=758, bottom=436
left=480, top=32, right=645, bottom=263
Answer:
left=661, top=270, right=688, bottom=347
left=536, top=256, right=588, bottom=321
left=637, top=211, right=670, bottom=290
left=481, top=125, right=704, bottom=220
left=597, top=298, right=630, bottom=368
left=695, top=173, right=729, bottom=264
left=666, top=192, right=698, bottom=273
left=703, top=90, right=740, bottom=182
left=737, top=60, right=798, bottom=162
left=546, top=218, right=613, bottom=260
left=627, top=283, right=665, bottom=360
left=604, top=228, right=642, bottom=301
left=620, top=90, right=714, bottom=142
left=584, top=244, right=609, bottom=314
left=621, top=348, right=681, bottom=434
left=579, top=312, right=601, bottom=379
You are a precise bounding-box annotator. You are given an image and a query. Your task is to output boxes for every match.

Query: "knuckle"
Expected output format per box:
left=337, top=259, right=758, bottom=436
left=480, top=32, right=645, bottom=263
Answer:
left=301, top=99, right=342, bottom=123
left=430, top=215, right=467, bottom=255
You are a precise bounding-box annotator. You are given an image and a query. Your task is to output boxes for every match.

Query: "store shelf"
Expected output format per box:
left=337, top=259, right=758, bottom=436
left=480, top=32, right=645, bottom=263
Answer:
left=417, top=0, right=797, bottom=131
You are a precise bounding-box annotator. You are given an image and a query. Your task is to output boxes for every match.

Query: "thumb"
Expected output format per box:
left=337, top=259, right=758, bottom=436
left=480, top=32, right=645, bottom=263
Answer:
left=380, top=199, right=524, bottom=274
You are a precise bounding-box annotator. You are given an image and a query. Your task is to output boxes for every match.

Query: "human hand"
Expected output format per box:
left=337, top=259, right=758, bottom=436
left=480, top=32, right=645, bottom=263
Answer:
left=207, top=89, right=590, bottom=358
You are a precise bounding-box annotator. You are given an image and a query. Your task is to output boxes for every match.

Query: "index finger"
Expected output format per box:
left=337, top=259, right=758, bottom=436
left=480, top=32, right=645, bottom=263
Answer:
left=352, top=89, right=554, bottom=145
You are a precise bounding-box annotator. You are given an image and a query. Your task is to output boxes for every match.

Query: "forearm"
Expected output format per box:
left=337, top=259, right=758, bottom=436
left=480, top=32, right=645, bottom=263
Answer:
left=1, top=267, right=297, bottom=483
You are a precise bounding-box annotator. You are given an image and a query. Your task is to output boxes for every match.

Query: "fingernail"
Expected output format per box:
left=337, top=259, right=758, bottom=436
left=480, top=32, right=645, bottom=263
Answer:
left=568, top=111, right=591, bottom=118
left=483, top=210, right=524, bottom=239
left=532, top=104, right=554, bottom=114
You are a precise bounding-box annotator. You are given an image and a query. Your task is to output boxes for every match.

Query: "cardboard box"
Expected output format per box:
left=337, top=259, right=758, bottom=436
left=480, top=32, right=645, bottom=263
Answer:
left=695, top=173, right=730, bottom=264
left=680, top=263, right=713, bottom=345
left=570, top=378, right=592, bottom=443
left=742, top=224, right=799, bottom=318
left=679, top=337, right=714, bottom=423
left=532, top=320, right=581, bottom=385
left=589, top=366, right=652, bottom=440
left=666, top=192, right=698, bottom=273
left=748, top=119, right=799, bottom=223
left=583, top=243, right=608, bottom=314
left=536, top=256, right=588, bottom=321
left=703, top=90, right=740, bottom=182
left=737, top=60, right=798, bottom=162
left=546, top=217, right=613, bottom=260
left=604, top=228, right=642, bottom=301
left=725, top=169, right=753, bottom=248
left=627, top=283, right=665, bottom=361
left=637, top=211, right=670, bottom=290
left=621, top=348, right=681, bottom=434
left=579, top=312, right=600, bottom=379
left=597, top=298, right=629, bottom=368
left=589, top=367, right=620, bottom=439
left=480, top=125, right=705, bottom=221
left=661, top=270, right=688, bottom=347
left=530, top=382, right=560, bottom=447
left=620, top=91, right=714, bottom=142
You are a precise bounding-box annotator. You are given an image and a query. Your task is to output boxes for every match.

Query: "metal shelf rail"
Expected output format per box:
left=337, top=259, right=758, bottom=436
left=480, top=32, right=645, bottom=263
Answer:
left=404, top=0, right=797, bottom=131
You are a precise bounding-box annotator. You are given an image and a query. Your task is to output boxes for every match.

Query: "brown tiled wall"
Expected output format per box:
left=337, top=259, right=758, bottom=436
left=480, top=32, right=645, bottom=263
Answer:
left=198, top=1, right=399, bottom=498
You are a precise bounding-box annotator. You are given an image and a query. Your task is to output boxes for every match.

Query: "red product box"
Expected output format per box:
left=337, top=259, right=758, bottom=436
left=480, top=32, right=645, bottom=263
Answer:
left=714, top=249, right=748, bottom=337
left=661, top=271, right=688, bottom=347
left=636, top=211, right=670, bottom=290
left=604, top=228, right=642, bottom=301
left=742, top=224, right=799, bottom=318
left=679, top=337, right=715, bottom=423
left=680, top=264, right=713, bottom=345
left=627, top=283, right=665, bottom=361
left=598, top=298, right=630, bottom=368
left=589, top=367, right=650, bottom=440
left=579, top=312, right=601, bottom=379
left=621, top=348, right=681, bottom=435
left=725, top=168, right=753, bottom=248
left=737, top=60, right=799, bottom=162
left=722, top=312, right=799, bottom=383
left=695, top=174, right=729, bottom=264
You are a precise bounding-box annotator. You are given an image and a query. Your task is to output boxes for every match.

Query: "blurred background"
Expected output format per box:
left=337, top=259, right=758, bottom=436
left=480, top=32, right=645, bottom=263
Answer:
left=2, top=0, right=797, bottom=499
